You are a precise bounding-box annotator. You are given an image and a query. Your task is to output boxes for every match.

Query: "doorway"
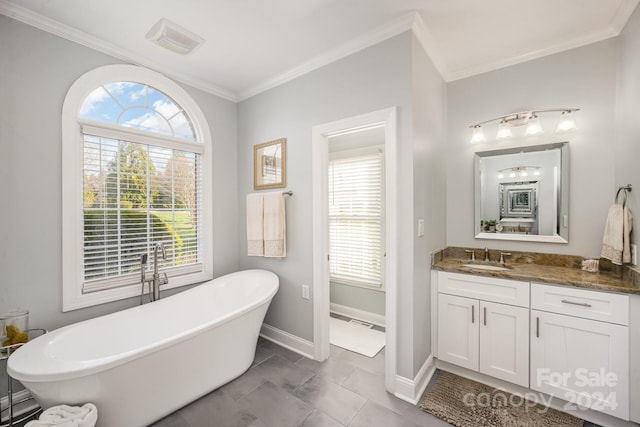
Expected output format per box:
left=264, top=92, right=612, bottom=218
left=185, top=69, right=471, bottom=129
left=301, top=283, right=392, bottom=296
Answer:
left=311, top=107, right=398, bottom=393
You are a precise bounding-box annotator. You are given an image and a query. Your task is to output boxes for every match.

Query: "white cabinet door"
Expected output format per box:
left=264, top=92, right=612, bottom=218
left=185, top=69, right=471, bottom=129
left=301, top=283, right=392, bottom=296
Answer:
left=438, top=294, right=479, bottom=371
left=479, top=301, right=529, bottom=387
left=530, top=310, right=629, bottom=420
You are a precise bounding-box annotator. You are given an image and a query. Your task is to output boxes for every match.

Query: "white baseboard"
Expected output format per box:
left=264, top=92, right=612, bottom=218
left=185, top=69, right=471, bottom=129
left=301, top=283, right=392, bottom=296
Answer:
left=330, top=302, right=386, bottom=327
left=394, top=354, right=436, bottom=404
left=260, top=323, right=316, bottom=360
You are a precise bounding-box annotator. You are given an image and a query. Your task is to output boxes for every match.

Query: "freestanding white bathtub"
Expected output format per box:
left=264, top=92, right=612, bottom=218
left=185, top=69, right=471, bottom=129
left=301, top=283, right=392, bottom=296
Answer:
left=8, top=269, right=278, bottom=427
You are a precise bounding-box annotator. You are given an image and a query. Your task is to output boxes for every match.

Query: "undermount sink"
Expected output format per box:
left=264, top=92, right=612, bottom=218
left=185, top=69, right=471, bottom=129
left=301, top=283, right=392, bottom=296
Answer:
left=461, top=263, right=511, bottom=271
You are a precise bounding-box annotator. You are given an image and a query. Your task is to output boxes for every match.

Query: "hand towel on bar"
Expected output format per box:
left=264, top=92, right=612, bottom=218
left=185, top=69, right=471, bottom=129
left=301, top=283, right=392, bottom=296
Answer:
left=623, top=206, right=634, bottom=263
left=25, top=403, right=98, bottom=427
left=601, top=204, right=633, bottom=265
left=246, top=193, right=264, bottom=256
left=263, top=191, right=286, bottom=258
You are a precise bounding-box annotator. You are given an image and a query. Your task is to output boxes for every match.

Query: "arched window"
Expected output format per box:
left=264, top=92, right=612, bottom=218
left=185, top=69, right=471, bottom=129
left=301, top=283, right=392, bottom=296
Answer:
left=62, top=65, right=213, bottom=311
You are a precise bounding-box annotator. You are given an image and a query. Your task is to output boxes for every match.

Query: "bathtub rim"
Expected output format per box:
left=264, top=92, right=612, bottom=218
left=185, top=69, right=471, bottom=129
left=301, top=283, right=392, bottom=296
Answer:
left=8, top=269, right=278, bottom=383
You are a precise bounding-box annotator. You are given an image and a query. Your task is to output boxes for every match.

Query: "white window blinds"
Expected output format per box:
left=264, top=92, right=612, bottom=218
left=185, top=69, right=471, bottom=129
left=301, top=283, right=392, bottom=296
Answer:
left=81, top=125, right=202, bottom=293
left=329, top=149, right=384, bottom=288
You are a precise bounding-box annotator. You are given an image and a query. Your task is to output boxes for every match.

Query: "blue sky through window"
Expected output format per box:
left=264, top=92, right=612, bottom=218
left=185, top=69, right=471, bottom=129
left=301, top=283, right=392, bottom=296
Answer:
left=79, top=82, right=195, bottom=141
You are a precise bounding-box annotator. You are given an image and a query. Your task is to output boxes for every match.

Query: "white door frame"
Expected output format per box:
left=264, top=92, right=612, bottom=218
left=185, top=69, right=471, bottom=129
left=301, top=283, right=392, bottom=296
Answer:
left=311, top=107, right=398, bottom=393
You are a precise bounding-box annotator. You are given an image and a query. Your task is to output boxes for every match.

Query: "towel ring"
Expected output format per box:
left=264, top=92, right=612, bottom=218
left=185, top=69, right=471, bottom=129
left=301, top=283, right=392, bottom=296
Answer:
left=615, top=184, right=632, bottom=207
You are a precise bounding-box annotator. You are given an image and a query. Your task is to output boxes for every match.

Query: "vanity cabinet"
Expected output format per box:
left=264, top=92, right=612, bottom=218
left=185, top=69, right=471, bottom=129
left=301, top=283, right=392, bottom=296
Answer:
left=435, top=270, right=634, bottom=421
left=530, top=283, right=629, bottom=420
left=437, top=272, right=530, bottom=387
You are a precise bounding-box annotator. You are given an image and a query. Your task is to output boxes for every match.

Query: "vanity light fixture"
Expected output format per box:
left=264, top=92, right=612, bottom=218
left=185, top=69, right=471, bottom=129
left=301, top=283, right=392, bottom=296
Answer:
left=496, top=120, right=513, bottom=140
left=556, top=110, right=577, bottom=132
left=471, top=125, right=486, bottom=143
left=497, top=166, right=541, bottom=179
left=525, top=113, right=543, bottom=135
left=469, top=108, right=579, bottom=143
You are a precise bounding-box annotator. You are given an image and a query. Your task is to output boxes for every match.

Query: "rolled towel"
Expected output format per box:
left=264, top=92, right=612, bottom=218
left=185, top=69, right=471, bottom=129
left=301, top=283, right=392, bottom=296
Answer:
left=25, top=403, right=98, bottom=427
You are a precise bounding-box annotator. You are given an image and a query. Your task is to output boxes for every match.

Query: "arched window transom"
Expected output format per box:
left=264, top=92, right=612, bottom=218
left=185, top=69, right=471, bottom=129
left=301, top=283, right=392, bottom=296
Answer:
left=79, top=82, right=196, bottom=141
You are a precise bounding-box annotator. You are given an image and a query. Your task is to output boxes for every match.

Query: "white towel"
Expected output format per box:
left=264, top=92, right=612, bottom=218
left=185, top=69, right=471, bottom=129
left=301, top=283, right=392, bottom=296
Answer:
left=623, top=205, right=633, bottom=263
left=25, top=403, right=98, bottom=427
left=246, top=193, right=264, bottom=256
left=263, top=191, right=286, bottom=258
left=601, top=204, right=633, bottom=265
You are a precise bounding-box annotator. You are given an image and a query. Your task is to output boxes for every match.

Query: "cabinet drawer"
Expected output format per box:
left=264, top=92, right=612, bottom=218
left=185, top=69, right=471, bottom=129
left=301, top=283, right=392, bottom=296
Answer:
left=438, top=272, right=529, bottom=307
left=531, top=283, right=628, bottom=325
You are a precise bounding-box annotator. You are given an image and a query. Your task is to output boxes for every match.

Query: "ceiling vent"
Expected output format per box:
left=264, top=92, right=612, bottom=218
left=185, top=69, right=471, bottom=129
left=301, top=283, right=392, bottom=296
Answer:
left=146, top=18, right=204, bottom=55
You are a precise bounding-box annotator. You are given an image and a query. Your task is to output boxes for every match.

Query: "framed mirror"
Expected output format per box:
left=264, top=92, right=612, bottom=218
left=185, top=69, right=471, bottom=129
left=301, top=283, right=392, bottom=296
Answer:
left=474, top=142, right=569, bottom=243
left=254, top=138, right=286, bottom=189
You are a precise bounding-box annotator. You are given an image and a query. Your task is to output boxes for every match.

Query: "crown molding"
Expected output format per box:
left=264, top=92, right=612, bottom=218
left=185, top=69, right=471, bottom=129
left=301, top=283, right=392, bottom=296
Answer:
left=610, top=0, right=640, bottom=34
left=444, top=0, right=639, bottom=82
left=237, top=12, right=416, bottom=101
left=5, top=0, right=637, bottom=99
left=446, top=25, right=622, bottom=82
left=0, top=0, right=238, bottom=102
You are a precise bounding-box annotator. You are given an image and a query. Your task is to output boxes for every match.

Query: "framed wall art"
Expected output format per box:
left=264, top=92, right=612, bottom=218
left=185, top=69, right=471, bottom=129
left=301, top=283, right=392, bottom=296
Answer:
left=254, top=138, right=286, bottom=189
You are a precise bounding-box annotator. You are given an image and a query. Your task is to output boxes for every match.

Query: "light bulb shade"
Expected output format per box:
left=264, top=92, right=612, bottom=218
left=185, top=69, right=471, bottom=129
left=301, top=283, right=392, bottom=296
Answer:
left=496, top=121, right=512, bottom=139
left=525, top=115, right=544, bottom=135
left=471, top=125, right=486, bottom=143
left=556, top=111, right=576, bottom=132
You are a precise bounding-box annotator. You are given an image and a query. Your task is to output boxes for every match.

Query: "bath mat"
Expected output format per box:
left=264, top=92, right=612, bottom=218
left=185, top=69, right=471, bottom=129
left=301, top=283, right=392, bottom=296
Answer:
left=329, top=317, right=385, bottom=357
left=420, top=371, right=584, bottom=427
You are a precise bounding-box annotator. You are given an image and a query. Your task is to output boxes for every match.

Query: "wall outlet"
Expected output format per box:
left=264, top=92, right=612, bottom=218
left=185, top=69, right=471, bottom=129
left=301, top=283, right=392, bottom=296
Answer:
left=302, top=284, right=310, bottom=299
left=631, top=244, right=638, bottom=266
left=417, top=219, right=425, bottom=237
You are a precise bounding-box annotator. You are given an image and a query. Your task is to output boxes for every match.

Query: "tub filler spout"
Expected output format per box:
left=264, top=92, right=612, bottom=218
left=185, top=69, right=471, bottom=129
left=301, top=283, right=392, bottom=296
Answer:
left=140, top=243, right=169, bottom=303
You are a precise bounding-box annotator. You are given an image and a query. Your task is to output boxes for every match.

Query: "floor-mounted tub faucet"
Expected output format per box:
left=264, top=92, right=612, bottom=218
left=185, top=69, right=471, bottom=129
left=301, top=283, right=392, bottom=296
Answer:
left=140, top=243, right=169, bottom=304
left=152, top=243, right=168, bottom=301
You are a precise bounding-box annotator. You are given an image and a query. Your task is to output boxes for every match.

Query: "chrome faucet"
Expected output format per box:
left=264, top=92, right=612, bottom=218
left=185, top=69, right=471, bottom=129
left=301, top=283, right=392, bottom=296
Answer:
left=152, top=243, right=168, bottom=301
left=140, top=243, right=169, bottom=304
left=464, top=249, right=476, bottom=261
left=484, top=247, right=490, bottom=262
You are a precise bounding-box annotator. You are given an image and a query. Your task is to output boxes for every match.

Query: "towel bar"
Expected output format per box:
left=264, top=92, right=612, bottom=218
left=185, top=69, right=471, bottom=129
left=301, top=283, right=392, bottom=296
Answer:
left=615, top=184, right=632, bottom=207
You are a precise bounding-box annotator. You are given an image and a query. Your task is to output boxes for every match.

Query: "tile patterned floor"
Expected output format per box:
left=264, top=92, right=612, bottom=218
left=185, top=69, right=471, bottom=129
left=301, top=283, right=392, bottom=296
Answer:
left=151, top=337, right=450, bottom=427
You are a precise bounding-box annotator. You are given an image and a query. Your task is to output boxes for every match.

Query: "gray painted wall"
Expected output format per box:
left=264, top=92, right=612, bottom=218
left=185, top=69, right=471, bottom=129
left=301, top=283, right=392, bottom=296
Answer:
left=0, top=16, right=239, bottom=331
left=616, top=5, right=640, bottom=249
left=411, top=35, right=447, bottom=375
left=237, top=32, right=438, bottom=378
left=446, top=39, right=618, bottom=257
left=330, top=282, right=385, bottom=315
left=237, top=32, right=413, bottom=342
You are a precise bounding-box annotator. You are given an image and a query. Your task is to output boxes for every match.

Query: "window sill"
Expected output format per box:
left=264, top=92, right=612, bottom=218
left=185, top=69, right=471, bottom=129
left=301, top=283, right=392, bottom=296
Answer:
left=62, top=270, right=213, bottom=312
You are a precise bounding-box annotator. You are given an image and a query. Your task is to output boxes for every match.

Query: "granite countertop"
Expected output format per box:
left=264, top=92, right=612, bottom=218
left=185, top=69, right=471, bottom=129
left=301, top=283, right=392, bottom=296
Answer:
left=432, top=247, right=640, bottom=295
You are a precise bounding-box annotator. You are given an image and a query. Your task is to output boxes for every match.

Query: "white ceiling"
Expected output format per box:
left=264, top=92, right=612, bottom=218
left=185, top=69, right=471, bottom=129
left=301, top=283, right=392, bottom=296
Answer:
left=1, top=0, right=638, bottom=101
